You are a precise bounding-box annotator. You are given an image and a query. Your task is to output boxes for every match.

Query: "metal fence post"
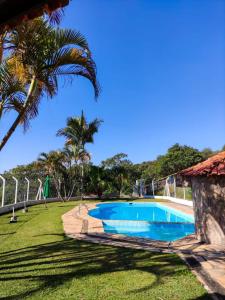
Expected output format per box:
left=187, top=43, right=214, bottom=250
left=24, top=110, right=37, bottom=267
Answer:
left=36, top=179, right=42, bottom=200
left=12, top=176, right=18, bottom=204
left=152, top=179, right=155, bottom=196
left=166, top=177, right=170, bottom=197
left=25, top=177, right=30, bottom=201
left=174, top=176, right=176, bottom=198
left=0, top=175, right=6, bottom=207
left=58, top=179, right=61, bottom=198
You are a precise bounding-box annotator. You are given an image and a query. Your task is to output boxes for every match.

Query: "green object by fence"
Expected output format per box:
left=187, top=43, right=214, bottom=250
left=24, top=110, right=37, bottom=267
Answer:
left=43, top=176, right=50, bottom=198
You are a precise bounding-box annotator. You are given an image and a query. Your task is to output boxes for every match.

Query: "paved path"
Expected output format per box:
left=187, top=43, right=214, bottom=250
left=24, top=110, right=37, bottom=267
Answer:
left=62, top=201, right=225, bottom=299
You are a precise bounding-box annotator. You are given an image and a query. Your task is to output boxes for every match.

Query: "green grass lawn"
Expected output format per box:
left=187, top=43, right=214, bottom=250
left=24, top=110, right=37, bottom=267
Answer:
left=0, top=201, right=209, bottom=300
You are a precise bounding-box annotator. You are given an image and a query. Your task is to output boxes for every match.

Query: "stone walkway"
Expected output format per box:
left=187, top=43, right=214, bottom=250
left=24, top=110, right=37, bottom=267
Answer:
left=62, top=201, right=225, bottom=300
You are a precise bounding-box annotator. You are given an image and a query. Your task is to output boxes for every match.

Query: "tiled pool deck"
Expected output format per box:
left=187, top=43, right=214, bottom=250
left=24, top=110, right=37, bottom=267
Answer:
left=62, top=201, right=225, bottom=299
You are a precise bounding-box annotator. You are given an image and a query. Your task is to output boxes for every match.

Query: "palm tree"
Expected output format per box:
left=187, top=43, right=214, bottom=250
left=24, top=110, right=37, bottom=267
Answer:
left=37, top=150, right=65, bottom=200
left=63, top=144, right=91, bottom=165
left=57, top=111, right=102, bottom=148
left=57, top=112, right=102, bottom=198
left=61, top=145, right=91, bottom=199
left=0, top=18, right=99, bottom=151
left=0, top=8, right=64, bottom=63
left=89, top=165, right=106, bottom=199
left=37, top=151, right=64, bottom=174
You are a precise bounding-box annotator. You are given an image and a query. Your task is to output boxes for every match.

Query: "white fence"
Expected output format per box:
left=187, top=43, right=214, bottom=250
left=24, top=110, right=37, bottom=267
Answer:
left=134, top=175, right=193, bottom=207
left=0, top=174, right=93, bottom=216
left=0, top=175, right=51, bottom=216
left=0, top=175, right=44, bottom=207
left=144, top=195, right=193, bottom=207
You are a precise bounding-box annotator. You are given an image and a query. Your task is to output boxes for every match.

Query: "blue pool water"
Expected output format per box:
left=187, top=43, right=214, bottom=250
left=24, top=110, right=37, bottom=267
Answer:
left=89, top=202, right=195, bottom=241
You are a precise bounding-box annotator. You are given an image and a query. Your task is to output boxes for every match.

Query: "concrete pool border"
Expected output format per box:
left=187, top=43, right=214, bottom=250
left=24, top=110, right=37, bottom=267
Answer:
left=62, top=201, right=225, bottom=299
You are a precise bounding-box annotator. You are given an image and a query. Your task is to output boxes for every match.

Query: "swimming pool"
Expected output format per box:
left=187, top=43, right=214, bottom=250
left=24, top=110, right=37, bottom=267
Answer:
left=89, top=202, right=195, bottom=242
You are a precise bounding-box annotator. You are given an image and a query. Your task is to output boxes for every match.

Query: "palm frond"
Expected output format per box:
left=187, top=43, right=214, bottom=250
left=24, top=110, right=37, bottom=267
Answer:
left=45, top=8, right=64, bottom=26
left=54, top=29, right=90, bottom=52
left=20, top=89, right=42, bottom=131
left=0, top=62, right=26, bottom=118
left=57, top=112, right=102, bottom=155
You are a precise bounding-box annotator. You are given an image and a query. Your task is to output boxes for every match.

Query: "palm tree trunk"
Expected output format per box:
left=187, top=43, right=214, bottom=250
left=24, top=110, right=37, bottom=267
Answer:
left=81, top=163, right=84, bottom=200
left=0, top=76, right=37, bottom=151
left=52, top=175, right=64, bottom=202
left=67, top=182, right=76, bottom=201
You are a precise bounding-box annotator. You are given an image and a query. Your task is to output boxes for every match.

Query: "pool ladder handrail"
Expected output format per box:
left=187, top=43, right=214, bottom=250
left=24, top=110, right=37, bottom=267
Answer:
left=168, top=241, right=173, bottom=250
left=78, top=203, right=89, bottom=215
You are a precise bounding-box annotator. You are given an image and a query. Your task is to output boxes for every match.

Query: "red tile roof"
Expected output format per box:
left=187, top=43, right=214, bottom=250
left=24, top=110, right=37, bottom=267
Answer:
left=180, top=151, right=225, bottom=176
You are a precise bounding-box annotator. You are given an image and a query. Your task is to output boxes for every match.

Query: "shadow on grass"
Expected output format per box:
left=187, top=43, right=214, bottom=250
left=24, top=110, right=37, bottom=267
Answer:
left=0, top=232, right=16, bottom=236
left=0, top=235, right=211, bottom=300
left=191, top=294, right=225, bottom=300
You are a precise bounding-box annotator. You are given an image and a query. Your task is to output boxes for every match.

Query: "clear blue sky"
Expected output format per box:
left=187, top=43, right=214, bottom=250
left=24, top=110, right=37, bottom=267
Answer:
left=0, top=0, right=225, bottom=172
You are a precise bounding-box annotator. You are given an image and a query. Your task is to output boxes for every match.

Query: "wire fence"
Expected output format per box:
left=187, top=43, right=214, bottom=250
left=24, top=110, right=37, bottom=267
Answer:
left=134, top=176, right=193, bottom=201
left=0, top=173, right=193, bottom=210
left=0, top=172, right=88, bottom=210
left=0, top=175, right=58, bottom=208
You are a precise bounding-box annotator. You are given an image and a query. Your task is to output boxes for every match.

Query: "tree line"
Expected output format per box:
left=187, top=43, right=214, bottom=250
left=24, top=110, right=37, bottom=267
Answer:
left=2, top=111, right=224, bottom=200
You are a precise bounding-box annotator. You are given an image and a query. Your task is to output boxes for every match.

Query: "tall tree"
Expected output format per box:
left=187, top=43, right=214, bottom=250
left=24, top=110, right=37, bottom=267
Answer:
left=57, top=111, right=102, bottom=149
left=88, top=165, right=106, bottom=198
left=37, top=151, right=64, bottom=174
left=157, top=143, right=203, bottom=177
left=62, top=145, right=91, bottom=198
left=101, top=153, right=132, bottom=196
left=0, top=18, right=99, bottom=151
left=201, top=148, right=214, bottom=160
left=57, top=112, right=102, bottom=198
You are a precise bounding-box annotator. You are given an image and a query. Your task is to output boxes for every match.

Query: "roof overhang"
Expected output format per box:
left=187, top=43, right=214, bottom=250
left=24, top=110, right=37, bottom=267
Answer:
left=179, top=151, right=225, bottom=177
left=0, top=0, right=69, bottom=32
